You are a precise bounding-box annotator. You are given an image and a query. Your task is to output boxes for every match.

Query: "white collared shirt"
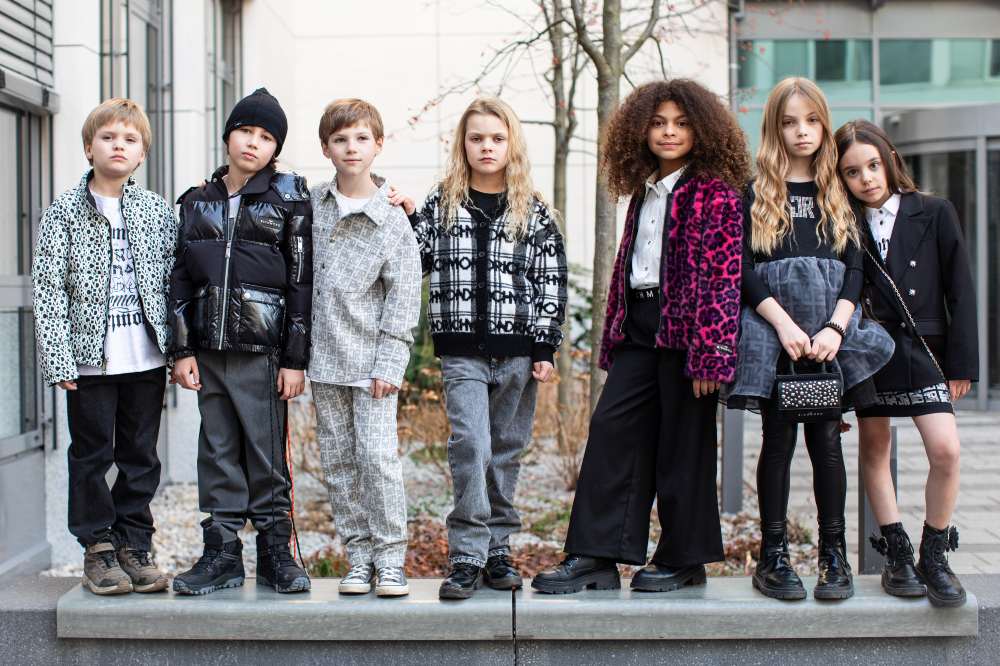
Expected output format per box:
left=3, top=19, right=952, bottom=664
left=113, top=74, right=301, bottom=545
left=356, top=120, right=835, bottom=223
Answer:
left=630, top=167, right=686, bottom=289
left=865, top=193, right=901, bottom=261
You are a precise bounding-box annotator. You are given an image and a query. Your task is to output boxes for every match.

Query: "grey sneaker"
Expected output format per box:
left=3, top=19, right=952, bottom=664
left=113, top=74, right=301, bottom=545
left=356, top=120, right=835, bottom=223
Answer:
left=338, top=562, right=375, bottom=594
left=375, top=566, right=410, bottom=597
left=82, top=542, right=132, bottom=595
left=117, top=546, right=169, bottom=593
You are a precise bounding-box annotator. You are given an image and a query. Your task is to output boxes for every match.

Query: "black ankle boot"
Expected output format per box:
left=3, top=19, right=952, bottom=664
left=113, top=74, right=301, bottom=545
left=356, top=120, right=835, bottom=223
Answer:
left=530, top=555, right=620, bottom=595
left=173, top=539, right=245, bottom=595
left=814, top=521, right=854, bottom=600
left=917, top=523, right=966, bottom=607
left=752, top=524, right=806, bottom=601
left=870, top=522, right=925, bottom=597
left=256, top=533, right=311, bottom=594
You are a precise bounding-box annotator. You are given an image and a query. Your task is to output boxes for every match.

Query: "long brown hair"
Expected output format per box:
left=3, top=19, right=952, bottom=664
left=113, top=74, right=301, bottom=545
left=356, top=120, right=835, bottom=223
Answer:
left=834, top=119, right=918, bottom=203
left=751, top=77, right=858, bottom=255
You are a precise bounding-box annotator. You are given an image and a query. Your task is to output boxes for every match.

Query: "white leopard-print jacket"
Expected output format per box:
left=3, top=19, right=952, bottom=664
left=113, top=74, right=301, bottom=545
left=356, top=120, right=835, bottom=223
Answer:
left=31, top=171, right=177, bottom=385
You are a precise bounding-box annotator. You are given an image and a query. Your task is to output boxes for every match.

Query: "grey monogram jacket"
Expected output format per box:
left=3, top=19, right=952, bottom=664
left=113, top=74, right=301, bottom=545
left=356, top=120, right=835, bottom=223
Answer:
left=308, top=175, right=421, bottom=388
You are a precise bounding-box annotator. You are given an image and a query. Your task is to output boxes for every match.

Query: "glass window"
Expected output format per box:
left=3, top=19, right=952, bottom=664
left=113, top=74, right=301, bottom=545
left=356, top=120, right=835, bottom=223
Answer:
left=0, top=108, right=18, bottom=276
left=736, top=39, right=873, bottom=106
left=991, top=40, right=1000, bottom=78
left=881, top=39, right=1000, bottom=104
left=211, top=0, right=242, bottom=167
left=0, top=310, right=37, bottom=439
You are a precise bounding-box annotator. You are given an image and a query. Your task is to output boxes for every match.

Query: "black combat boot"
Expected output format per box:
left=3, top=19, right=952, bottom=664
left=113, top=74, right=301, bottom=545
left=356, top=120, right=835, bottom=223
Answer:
left=752, top=523, right=806, bottom=601
left=869, top=522, right=925, bottom=597
left=483, top=552, right=523, bottom=590
left=173, top=539, right=245, bottom=595
left=439, top=563, right=483, bottom=600
left=256, top=532, right=311, bottom=593
left=814, top=520, right=854, bottom=600
left=916, top=523, right=966, bottom=607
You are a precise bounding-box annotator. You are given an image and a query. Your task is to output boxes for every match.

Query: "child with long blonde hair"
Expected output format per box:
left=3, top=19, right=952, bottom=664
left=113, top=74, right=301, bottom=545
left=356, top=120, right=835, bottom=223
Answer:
left=723, top=77, right=893, bottom=602
left=406, top=97, right=567, bottom=600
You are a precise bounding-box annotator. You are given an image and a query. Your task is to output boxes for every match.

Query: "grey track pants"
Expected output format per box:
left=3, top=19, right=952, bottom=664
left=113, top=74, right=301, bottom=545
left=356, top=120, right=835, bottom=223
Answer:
left=441, top=355, right=537, bottom=567
left=195, top=350, right=292, bottom=546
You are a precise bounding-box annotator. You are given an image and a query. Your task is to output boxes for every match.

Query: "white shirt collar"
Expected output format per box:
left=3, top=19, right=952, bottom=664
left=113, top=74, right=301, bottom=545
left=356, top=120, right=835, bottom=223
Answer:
left=645, top=166, right=686, bottom=198
left=865, top=192, right=901, bottom=223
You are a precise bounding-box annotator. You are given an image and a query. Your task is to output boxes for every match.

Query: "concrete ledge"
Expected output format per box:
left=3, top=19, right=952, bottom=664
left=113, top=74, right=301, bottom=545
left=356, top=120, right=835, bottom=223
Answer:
left=517, top=576, right=978, bottom=640
left=57, top=579, right=513, bottom=641
left=55, top=575, right=977, bottom=642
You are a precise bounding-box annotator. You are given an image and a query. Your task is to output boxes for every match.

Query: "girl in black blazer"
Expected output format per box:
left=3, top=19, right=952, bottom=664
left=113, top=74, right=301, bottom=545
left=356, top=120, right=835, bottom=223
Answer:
left=836, top=120, right=977, bottom=608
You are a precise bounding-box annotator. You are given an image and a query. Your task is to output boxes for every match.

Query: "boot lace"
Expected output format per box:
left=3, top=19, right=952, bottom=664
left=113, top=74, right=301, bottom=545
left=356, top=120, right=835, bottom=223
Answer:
left=127, top=550, right=153, bottom=568
left=343, top=563, right=374, bottom=583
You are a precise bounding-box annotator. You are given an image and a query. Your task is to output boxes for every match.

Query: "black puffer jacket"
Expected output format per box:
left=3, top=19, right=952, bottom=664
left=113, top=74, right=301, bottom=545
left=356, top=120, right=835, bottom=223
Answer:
left=169, top=165, right=313, bottom=368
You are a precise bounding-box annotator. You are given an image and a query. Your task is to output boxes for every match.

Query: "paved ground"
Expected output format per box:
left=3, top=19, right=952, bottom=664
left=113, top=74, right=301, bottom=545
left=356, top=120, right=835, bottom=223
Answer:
left=735, top=409, right=1000, bottom=574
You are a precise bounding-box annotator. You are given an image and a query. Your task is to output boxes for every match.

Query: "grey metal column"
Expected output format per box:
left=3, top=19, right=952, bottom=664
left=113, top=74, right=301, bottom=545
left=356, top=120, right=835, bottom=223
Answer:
left=859, top=425, right=898, bottom=574
left=721, top=408, right=744, bottom=514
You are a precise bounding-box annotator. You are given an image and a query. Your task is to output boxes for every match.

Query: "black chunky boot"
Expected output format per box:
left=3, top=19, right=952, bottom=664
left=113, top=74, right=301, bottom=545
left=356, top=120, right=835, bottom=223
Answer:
left=173, top=539, right=245, bottom=595
left=814, top=521, right=854, bottom=600
left=916, top=523, right=966, bottom=607
left=752, top=524, right=806, bottom=601
left=530, top=555, right=620, bottom=595
left=256, top=533, right=311, bottom=593
left=869, top=522, right=925, bottom=597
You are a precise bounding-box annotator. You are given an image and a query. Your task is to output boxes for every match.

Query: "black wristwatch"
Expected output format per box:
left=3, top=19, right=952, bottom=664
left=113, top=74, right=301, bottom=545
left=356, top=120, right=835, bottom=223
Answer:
left=823, top=321, right=846, bottom=338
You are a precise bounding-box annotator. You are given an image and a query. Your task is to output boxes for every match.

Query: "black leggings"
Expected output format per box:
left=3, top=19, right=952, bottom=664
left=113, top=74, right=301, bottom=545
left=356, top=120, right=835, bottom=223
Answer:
left=757, top=405, right=847, bottom=532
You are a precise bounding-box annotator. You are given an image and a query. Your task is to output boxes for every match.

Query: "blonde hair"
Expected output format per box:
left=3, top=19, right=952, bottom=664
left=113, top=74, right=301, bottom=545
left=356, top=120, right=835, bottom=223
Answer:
left=751, top=78, right=858, bottom=255
left=81, top=98, right=152, bottom=163
left=440, top=97, right=546, bottom=238
left=318, top=98, right=384, bottom=143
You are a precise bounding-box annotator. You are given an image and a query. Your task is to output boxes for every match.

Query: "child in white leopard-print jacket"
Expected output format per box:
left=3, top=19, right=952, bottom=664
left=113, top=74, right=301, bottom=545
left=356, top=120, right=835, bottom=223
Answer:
left=32, top=98, right=175, bottom=596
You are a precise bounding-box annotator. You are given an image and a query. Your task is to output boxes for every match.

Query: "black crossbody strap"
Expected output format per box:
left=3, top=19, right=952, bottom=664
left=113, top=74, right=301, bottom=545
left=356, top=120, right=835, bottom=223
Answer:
left=862, top=245, right=946, bottom=383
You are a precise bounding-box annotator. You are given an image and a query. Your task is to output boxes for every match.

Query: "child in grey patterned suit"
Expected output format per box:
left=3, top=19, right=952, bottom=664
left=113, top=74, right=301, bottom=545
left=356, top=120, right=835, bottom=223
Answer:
left=308, top=99, right=421, bottom=597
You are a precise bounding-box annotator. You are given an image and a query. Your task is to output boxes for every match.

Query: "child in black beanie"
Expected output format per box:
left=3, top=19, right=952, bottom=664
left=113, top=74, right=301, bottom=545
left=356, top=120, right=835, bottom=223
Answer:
left=170, top=88, right=314, bottom=595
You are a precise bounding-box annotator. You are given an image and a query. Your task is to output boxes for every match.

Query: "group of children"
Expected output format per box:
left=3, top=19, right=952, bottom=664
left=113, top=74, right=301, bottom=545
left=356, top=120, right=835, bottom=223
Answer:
left=33, top=74, right=973, bottom=608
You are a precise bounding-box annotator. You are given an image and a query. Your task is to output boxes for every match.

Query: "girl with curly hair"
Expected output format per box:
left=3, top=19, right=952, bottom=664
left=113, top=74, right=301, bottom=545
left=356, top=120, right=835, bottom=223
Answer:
left=723, top=78, right=894, bottom=602
left=532, top=79, right=748, bottom=595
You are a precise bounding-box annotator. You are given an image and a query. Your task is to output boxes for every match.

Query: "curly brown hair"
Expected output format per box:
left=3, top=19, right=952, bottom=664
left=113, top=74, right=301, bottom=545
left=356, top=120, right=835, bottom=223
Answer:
left=601, top=79, right=751, bottom=199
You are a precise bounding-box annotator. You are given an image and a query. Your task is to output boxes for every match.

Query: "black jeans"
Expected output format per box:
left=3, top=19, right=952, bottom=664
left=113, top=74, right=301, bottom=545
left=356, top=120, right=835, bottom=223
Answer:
left=565, top=298, right=724, bottom=566
left=66, top=366, right=166, bottom=550
left=757, top=405, right=846, bottom=531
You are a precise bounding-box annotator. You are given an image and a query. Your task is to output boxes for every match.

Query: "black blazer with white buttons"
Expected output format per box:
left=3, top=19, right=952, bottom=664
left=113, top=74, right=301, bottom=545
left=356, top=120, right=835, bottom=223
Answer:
left=861, top=191, right=978, bottom=392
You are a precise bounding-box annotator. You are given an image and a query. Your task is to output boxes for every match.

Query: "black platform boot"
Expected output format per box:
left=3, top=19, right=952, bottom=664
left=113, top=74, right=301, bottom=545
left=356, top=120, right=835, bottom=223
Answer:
left=869, top=522, right=925, bottom=597
left=814, top=520, right=854, bottom=600
left=752, top=524, right=806, bottom=601
left=916, top=523, right=966, bottom=607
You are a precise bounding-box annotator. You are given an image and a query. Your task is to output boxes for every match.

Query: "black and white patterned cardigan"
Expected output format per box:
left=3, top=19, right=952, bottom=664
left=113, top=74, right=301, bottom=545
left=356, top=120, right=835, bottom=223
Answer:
left=409, top=187, right=567, bottom=363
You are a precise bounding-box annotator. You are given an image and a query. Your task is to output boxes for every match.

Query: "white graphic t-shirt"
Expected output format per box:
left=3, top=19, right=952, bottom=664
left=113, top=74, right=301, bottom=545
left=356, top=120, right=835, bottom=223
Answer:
left=78, top=191, right=165, bottom=376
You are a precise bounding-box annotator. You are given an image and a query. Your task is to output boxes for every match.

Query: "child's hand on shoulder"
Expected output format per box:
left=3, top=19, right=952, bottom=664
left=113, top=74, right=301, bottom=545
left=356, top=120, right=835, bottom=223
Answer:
left=371, top=379, right=399, bottom=399
left=387, top=186, right=416, bottom=216
left=277, top=368, right=305, bottom=400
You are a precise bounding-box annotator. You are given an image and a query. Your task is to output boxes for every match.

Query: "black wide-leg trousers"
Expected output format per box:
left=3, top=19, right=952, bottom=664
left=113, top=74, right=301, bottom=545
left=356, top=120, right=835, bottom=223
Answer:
left=564, top=299, right=724, bottom=566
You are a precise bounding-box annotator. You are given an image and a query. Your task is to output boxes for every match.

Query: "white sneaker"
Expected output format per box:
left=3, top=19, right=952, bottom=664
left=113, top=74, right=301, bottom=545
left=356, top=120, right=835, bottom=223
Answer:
left=375, top=566, right=409, bottom=597
left=338, top=562, right=375, bottom=594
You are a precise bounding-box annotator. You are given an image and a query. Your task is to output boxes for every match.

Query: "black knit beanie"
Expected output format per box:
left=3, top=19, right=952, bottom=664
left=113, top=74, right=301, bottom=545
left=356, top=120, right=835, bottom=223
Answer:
left=223, top=87, right=288, bottom=156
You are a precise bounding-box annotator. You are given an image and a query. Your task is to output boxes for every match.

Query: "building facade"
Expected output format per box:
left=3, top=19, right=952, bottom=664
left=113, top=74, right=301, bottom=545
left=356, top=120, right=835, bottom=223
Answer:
left=1, top=0, right=997, bottom=577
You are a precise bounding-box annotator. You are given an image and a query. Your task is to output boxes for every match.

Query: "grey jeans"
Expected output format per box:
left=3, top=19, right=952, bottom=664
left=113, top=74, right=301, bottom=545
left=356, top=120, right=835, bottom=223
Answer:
left=195, top=350, right=292, bottom=546
left=441, top=355, right=538, bottom=567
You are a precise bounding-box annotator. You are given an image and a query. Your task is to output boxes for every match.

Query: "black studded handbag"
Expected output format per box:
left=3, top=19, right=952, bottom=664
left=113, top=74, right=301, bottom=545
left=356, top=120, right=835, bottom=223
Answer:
left=774, top=361, right=844, bottom=423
